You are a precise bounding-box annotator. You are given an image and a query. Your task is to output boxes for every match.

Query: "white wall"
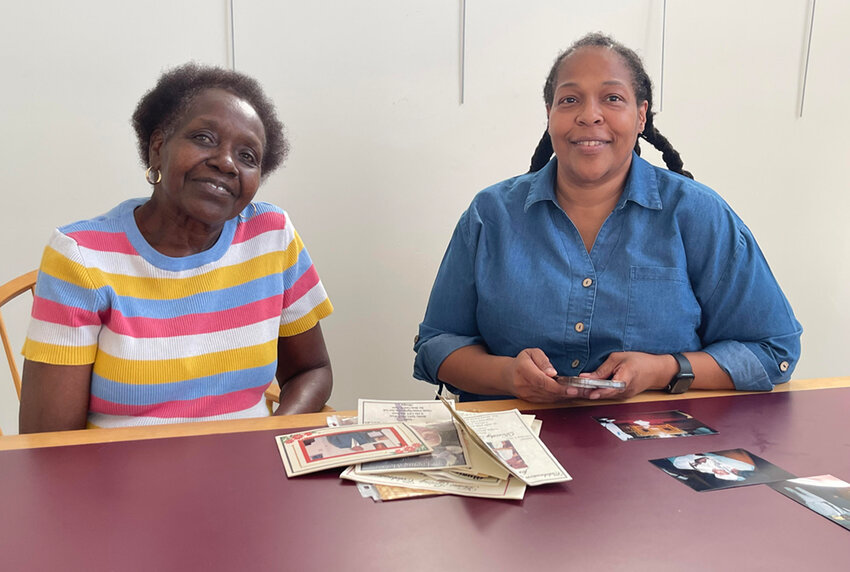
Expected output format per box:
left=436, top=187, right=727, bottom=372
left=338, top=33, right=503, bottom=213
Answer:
left=1, top=0, right=847, bottom=434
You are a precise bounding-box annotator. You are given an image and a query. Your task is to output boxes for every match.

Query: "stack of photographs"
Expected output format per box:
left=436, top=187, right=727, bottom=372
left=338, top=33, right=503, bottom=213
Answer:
left=340, top=397, right=571, bottom=501
left=277, top=397, right=572, bottom=501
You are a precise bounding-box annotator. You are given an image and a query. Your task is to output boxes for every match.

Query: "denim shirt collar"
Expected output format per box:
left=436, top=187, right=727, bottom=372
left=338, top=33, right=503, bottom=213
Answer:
left=524, top=151, right=662, bottom=212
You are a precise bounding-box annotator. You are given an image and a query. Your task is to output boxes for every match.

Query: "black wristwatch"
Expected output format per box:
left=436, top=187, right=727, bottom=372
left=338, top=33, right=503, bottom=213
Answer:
left=666, top=353, right=694, bottom=394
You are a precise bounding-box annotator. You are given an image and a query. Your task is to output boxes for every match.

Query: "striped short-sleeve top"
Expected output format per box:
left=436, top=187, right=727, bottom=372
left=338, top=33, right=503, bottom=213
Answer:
left=23, top=198, right=333, bottom=428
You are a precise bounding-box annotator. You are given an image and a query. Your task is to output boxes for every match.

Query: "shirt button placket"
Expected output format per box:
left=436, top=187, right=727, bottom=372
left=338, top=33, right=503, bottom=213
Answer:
left=570, top=275, right=594, bottom=372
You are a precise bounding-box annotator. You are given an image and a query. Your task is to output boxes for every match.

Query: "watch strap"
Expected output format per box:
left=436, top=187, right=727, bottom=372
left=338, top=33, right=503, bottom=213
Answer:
left=671, top=353, right=692, bottom=376
left=666, top=353, right=694, bottom=394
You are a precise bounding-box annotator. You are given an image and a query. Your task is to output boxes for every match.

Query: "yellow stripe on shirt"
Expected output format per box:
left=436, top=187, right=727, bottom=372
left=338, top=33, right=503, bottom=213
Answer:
left=92, top=340, right=278, bottom=384
left=23, top=339, right=98, bottom=365
left=279, top=299, right=334, bottom=337
left=43, top=245, right=304, bottom=300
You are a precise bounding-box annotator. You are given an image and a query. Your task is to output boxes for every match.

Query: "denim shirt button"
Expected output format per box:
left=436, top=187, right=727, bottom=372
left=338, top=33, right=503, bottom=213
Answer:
left=571, top=359, right=580, bottom=368
left=575, top=322, right=585, bottom=333
left=582, top=278, right=593, bottom=287
left=779, top=361, right=789, bottom=372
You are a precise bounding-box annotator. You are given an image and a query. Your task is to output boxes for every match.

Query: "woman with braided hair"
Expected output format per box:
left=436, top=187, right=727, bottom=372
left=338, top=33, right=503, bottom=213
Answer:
left=414, top=33, right=801, bottom=403
left=528, top=33, right=690, bottom=178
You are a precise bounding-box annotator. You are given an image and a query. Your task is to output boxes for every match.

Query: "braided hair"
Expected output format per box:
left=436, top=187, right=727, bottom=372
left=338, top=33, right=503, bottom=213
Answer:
left=529, top=33, right=692, bottom=179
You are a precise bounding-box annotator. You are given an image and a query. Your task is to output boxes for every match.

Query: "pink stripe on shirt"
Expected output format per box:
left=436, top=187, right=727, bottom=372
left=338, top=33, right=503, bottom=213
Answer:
left=105, top=295, right=284, bottom=338
left=89, top=385, right=267, bottom=418
left=32, top=297, right=102, bottom=327
left=232, top=211, right=287, bottom=244
left=283, top=266, right=320, bottom=309
left=66, top=230, right=137, bottom=254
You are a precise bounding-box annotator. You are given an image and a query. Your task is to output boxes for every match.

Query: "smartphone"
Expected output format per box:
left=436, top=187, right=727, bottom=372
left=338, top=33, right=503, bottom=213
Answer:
left=555, top=376, right=626, bottom=391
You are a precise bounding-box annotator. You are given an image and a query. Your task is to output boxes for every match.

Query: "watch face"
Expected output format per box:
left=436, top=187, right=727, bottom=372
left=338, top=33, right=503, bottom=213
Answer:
left=668, top=375, right=695, bottom=394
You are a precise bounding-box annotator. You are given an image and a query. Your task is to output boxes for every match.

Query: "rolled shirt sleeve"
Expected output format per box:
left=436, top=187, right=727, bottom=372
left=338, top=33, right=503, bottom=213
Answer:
left=695, top=223, right=802, bottom=390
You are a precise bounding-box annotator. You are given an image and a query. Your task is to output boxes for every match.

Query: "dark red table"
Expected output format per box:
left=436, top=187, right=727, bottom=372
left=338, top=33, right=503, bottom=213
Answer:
left=2, top=386, right=849, bottom=571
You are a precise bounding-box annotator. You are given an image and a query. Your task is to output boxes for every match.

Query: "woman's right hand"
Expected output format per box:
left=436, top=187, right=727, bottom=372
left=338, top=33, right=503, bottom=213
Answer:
left=502, top=348, right=579, bottom=403
left=439, top=345, right=581, bottom=401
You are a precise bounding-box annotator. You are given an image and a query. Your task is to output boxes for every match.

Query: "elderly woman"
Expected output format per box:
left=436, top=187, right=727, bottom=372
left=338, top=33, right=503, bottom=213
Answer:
left=414, top=33, right=801, bottom=402
left=20, top=64, right=333, bottom=432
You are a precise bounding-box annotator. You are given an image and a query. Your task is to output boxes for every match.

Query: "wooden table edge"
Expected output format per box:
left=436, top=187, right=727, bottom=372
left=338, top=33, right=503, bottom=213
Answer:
left=2, top=376, right=847, bottom=451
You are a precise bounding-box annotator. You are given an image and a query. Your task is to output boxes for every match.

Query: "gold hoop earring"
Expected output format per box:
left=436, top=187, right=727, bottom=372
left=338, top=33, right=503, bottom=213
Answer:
left=145, top=166, right=162, bottom=185
left=238, top=202, right=259, bottom=221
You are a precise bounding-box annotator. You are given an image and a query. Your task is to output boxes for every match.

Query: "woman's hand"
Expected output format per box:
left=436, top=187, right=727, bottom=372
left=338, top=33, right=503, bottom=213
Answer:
left=439, top=345, right=580, bottom=402
left=581, top=351, right=735, bottom=398
left=579, top=351, right=677, bottom=399
left=501, top=348, right=580, bottom=403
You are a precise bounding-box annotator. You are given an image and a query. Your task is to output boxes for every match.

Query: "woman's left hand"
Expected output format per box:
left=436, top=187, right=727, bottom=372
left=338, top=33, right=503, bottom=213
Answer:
left=579, top=351, right=678, bottom=400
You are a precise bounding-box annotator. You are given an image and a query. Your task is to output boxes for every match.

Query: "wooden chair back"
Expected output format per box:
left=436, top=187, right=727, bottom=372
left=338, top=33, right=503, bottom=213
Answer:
left=0, top=270, right=38, bottom=404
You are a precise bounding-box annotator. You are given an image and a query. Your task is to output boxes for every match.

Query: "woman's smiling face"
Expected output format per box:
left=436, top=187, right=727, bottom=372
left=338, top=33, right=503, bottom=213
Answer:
left=148, top=88, right=266, bottom=229
left=547, top=46, right=647, bottom=191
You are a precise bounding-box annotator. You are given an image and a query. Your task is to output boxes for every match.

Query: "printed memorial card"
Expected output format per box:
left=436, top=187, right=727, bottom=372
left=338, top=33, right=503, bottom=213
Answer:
left=276, top=423, right=432, bottom=477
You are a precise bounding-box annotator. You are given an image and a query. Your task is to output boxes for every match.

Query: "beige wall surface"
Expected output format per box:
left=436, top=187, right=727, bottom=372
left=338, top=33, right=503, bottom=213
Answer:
left=1, top=0, right=847, bottom=434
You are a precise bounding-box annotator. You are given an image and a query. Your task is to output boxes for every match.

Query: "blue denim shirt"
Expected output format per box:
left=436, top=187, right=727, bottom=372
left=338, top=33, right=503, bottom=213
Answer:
left=413, top=154, right=802, bottom=400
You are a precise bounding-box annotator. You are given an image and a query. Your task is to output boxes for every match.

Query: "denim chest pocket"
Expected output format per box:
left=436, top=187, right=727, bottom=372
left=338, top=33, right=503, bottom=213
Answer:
left=624, top=266, right=701, bottom=354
